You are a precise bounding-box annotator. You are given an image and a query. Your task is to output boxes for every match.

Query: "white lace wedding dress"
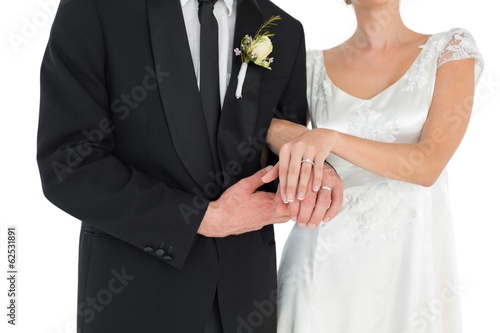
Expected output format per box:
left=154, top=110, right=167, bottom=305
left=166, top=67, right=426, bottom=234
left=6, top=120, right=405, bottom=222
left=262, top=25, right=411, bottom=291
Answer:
left=277, top=28, right=483, bottom=333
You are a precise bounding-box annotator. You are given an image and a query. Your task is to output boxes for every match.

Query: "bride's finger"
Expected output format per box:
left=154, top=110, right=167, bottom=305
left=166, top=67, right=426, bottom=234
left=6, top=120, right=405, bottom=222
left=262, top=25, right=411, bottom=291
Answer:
left=275, top=187, right=290, bottom=215
left=295, top=186, right=316, bottom=227
left=311, top=158, right=324, bottom=192
left=285, top=148, right=303, bottom=203
left=296, top=159, right=314, bottom=200
left=278, top=146, right=292, bottom=203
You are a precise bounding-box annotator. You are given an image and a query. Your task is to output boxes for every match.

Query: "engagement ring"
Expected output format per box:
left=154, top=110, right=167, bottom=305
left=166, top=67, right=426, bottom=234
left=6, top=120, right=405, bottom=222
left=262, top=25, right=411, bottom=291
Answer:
left=301, top=159, right=315, bottom=166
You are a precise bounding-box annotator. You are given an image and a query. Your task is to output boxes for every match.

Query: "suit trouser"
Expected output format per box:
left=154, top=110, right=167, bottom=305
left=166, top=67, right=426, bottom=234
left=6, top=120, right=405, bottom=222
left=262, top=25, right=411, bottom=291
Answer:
left=203, top=294, right=223, bottom=333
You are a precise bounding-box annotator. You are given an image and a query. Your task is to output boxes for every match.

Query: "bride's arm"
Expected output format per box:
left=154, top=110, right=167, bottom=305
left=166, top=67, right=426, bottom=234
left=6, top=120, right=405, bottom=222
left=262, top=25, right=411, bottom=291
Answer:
left=277, top=58, right=475, bottom=202
left=266, top=117, right=309, bottom=155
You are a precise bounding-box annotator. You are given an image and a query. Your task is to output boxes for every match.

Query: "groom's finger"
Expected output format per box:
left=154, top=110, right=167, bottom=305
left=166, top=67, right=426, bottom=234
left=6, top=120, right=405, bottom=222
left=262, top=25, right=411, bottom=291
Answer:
left=316, top=162, right=343, bottom=223
left=287, top=199, right=301, bottom=221
left=261, top=162, right=279, bottom=183
left=323, top=183, right=343, bottom=222
left=306, top=186, right=331, bottom=227
left=295, top=178, right=316, bottom=227
left=296, top=191, right=316, bottom=227
left=240, top=166, right=274, bottom=192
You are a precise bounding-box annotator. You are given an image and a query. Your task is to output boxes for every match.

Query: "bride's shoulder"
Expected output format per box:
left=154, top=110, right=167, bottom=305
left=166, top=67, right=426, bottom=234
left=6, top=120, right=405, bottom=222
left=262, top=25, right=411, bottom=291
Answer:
left=426, top=28, right=483, bottom=80
left=427, top=27, right=479, bottom=49
left=427, top=27, right=481, bottom=56
left=441, top=27, right=476, bottom=38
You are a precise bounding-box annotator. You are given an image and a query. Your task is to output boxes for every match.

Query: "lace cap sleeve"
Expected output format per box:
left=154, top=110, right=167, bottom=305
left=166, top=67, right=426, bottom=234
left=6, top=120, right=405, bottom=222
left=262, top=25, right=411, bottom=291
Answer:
left=438, top=28, right=484, bottom=83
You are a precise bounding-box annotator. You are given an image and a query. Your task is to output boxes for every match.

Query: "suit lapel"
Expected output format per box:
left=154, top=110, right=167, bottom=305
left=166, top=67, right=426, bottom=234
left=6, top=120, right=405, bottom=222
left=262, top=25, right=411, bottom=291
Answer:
left=147, top=0, right=215, bottom=191
left=219, top=0, right=264, bottom=176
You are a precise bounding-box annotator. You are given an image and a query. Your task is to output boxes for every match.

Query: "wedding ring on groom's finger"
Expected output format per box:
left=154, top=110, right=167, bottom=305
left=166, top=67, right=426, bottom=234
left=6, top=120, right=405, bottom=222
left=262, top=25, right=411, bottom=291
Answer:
left=321, top=186, right=332, bottom=193
left=321, top=186, right=333, bottom=208
left=301, top=159, right=315, bottom=167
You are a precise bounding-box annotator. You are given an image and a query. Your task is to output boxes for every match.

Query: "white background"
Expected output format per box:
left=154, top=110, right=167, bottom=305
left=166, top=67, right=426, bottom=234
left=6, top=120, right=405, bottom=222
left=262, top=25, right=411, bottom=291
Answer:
left=1, top=0, right=498, bottom=332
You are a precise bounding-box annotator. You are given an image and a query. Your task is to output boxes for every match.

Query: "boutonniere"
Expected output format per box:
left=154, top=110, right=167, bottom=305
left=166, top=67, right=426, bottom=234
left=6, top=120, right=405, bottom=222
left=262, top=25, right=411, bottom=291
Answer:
left=234, top=15, right=281, bottom=99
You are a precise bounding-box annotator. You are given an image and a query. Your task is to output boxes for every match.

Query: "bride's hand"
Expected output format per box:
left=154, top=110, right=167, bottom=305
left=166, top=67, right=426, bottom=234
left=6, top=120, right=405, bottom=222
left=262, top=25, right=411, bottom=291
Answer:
left=262, top=159, right=343, bottom=228
left=277, top=128, right=336, bottom=203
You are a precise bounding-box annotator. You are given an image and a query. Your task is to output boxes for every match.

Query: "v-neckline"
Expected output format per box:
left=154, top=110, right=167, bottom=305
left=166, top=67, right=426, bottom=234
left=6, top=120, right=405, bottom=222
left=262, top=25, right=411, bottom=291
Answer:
left=321, top=35, right=433, bottom=101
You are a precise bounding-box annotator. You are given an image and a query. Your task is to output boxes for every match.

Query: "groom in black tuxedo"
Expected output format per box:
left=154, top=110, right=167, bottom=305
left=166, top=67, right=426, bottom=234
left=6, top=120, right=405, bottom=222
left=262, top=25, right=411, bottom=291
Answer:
left=37, top=0, right=339, bottom=332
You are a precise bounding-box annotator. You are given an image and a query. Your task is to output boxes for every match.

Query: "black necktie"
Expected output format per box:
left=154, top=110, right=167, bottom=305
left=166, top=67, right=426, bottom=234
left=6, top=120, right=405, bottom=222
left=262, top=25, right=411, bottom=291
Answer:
left=198, top=0, right=221, bottom=170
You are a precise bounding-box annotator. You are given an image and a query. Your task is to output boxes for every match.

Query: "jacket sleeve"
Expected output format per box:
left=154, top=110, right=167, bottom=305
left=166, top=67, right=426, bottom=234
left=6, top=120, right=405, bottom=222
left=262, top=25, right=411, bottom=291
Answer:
left=37, top=0, right=204, bottom=270
left=275, top=23, right=308, bottom=127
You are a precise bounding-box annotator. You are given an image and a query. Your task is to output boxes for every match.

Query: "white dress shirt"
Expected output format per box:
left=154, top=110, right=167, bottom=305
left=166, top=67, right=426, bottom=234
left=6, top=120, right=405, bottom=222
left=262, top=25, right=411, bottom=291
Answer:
left=180, top=0, right=237, bottom=105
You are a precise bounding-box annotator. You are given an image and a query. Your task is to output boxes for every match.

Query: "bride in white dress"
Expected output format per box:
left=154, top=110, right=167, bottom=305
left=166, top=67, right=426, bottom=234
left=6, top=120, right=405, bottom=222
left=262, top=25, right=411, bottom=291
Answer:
left=266, top=0, right=483, bottom=332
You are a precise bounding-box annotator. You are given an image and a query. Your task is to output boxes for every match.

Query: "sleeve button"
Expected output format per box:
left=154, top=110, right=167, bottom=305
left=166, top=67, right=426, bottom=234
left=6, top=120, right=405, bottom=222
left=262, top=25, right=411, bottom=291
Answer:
left=144, top=247, right=153, bottom=253
left=156, top=249, right=166, bottom=257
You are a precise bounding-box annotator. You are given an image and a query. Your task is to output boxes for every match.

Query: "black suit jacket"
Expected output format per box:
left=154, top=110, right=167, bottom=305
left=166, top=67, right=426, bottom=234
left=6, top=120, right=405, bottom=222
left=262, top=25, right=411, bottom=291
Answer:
left=37, top=0, right=307, bottom=332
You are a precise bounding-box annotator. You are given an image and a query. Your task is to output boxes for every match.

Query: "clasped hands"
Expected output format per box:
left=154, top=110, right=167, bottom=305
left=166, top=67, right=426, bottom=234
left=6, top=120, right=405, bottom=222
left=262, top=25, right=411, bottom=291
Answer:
left=198, top=129, right=343, bottom=237
left=262, top=129, right=343, bottom=229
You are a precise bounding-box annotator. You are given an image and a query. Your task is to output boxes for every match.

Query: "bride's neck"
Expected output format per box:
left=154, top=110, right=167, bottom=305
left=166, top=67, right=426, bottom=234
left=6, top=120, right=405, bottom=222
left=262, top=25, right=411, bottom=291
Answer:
left=350, top=3, right=410, bottom=50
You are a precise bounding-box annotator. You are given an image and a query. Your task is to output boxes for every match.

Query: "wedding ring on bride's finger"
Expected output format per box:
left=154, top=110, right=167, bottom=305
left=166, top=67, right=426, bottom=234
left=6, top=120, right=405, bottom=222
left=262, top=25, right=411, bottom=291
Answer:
left=301, top=159, right=315, bottom=167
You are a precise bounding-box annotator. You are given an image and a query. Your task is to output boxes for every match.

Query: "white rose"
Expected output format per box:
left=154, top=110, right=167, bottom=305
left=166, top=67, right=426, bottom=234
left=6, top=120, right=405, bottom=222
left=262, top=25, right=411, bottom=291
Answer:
left=250, top=36, right=273, bottom=69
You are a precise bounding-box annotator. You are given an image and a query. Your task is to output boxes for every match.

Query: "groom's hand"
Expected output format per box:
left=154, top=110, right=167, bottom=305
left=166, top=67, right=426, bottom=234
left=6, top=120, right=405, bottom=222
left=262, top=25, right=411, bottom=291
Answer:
left=197, top=166, right=291, bottom=238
